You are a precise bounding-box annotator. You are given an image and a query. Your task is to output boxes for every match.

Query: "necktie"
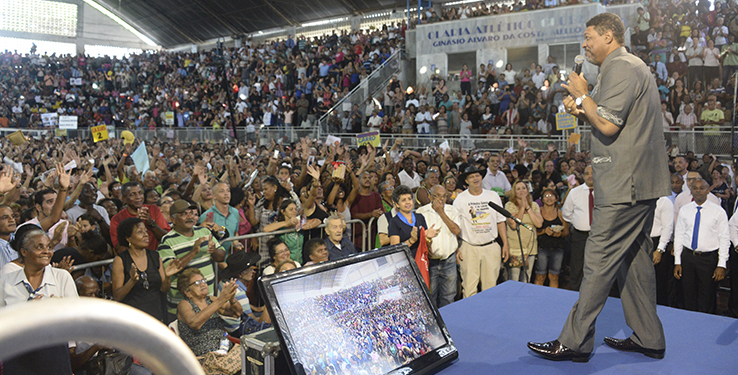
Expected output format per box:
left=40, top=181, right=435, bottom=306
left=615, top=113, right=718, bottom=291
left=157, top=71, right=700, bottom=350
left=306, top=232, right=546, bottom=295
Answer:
left=588, top=188, right=594, bottom=226
left=691, top=206, right=702, bottom=251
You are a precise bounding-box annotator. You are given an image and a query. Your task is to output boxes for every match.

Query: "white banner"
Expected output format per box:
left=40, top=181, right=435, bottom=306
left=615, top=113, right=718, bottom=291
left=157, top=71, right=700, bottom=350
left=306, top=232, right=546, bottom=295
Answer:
left=41, top=113, right=58, bottom=127
left=71, top=77, right=83, bottom=86
left=416, top=4, right=604, bottom=54
left=59, top=115, right=78, bottom=129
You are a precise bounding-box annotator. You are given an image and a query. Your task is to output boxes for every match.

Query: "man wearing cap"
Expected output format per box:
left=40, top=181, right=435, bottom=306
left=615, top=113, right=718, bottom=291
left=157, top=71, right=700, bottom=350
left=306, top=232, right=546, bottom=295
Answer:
left=453, top=166, right=509, bottom=297
left=110, top=181, right=170, bottom=255
left=158, top=200, right=226, bottom=320
left=220, top=251, right=270, bottom=334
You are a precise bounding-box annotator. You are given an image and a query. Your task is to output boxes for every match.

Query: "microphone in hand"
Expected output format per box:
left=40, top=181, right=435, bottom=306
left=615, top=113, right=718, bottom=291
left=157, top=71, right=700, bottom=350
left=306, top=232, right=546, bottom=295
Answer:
left=573, top=55, right=585, bottom=75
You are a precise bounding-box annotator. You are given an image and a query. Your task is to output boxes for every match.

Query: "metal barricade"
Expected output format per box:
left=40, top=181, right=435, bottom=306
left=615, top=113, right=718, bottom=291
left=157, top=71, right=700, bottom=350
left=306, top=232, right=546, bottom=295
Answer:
left=366, top=217, right=376, bottom=253
left=219, top=219, right=368, bottom=252
left=0, top=298, right=204, bottom=375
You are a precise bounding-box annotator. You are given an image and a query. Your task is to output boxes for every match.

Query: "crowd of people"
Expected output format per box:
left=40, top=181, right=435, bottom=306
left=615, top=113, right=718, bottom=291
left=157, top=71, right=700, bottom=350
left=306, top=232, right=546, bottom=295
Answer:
left=1, top=1, right=738, bottom=373
left=0, top=22, right=405, bottom=143
left=332, top=0, right=737, bottom=153
left=0, top=117, right=737, bottom=372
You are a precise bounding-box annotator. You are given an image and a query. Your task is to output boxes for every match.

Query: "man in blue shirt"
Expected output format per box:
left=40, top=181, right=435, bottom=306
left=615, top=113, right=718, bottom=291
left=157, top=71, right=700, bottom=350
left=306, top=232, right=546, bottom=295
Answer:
left=0, top=205, right=17, bottom=269
left=324, top=214, right=357, bottom=261
left=198, top=181, right=240, bottom=253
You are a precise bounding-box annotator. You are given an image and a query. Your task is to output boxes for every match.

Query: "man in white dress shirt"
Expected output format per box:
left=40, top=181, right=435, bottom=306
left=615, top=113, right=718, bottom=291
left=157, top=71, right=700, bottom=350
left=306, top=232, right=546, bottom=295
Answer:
left=398, top=158, right=422, bottom=190
left=674, top=171, right=720, bottom=224
left=482, top=154, right=511, bottom=196
left=651, top=195, right=674, bottom=306
left=673, top=179, right=730, bottom=313
left=561, top=165, right=593, bottom=291
left=417, top=185, right=461, bottom=308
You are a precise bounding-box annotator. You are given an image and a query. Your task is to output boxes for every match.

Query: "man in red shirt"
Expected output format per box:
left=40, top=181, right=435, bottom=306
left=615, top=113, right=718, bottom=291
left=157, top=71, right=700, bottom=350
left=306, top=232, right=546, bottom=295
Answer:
left=350, top=171, right=383, bottom=251
left=110, top=181, right=170, bottom=254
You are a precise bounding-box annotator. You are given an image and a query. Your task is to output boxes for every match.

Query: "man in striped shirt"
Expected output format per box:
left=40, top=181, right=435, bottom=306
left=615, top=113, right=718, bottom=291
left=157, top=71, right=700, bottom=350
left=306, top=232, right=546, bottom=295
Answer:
left=158, top=200, right=226, bottom=321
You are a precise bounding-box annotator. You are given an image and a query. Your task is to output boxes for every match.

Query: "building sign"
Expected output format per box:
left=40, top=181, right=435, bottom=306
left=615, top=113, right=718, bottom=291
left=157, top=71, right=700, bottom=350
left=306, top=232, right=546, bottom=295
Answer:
left=416, top=4, right=603, bottom=54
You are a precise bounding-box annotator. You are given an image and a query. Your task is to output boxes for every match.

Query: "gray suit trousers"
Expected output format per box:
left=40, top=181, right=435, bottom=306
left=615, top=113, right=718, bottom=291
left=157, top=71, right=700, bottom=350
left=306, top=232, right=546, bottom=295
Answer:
left=558, top=200, right=665, bottom=353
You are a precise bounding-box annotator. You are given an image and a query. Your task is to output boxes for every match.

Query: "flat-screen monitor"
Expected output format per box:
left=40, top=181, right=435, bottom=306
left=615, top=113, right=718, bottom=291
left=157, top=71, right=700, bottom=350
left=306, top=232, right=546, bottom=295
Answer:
left=259, top=245, right=458, bottom=375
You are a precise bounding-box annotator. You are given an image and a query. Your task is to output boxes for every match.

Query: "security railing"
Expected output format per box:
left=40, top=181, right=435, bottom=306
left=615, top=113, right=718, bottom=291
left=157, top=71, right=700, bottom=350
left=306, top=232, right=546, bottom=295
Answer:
left=71, top=219, right=372, bottom=297
left=4, top=123, right=736, bottom=158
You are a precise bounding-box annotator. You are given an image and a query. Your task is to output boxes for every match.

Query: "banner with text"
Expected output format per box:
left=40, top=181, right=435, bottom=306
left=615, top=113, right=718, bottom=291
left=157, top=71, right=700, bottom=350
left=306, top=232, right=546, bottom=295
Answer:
left=416, top=4, right=603, bottom=54
left=59, top=115, right=78, bottom=130
left=357, top=131, right=381, bottom=147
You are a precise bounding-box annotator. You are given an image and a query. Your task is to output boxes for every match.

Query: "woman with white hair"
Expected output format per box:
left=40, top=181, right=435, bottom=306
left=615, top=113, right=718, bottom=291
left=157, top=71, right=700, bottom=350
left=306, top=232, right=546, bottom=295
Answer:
left=0, top=225, right=78, bottom=374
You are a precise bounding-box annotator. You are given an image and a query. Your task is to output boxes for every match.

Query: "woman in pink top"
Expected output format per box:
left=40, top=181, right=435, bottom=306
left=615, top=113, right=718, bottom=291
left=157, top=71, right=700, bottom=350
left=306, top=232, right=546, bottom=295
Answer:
left=460, top=64, right=472, bottom=95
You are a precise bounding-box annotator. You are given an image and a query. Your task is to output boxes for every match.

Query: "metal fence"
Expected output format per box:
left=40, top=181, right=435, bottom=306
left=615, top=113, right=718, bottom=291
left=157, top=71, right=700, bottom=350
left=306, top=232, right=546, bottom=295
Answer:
left=4, top=123, right=738, bottom=158
left=579, top=125, right=737, bottom=158
left=316, top=49, right=403, bottom=132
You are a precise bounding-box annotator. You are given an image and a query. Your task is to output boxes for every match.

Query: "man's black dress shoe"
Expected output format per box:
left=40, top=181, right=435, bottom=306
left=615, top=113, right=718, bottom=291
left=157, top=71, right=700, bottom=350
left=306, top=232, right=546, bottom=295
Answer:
left=603, top=337, right=665, bottom=359
left=527, top=340, right=591, bottom=362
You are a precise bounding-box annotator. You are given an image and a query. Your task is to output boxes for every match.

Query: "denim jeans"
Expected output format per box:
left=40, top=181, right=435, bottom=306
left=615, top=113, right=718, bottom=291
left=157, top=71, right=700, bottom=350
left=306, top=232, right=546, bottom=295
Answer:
left=536, top=247, right=564, bottom=275
left=429, top=253, right=457, bottom=308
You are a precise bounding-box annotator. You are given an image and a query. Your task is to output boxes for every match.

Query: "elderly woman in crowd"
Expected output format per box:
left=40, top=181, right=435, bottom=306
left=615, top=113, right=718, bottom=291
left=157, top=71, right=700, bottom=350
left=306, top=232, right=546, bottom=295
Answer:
left=177, top=267, right=242, bottom=375
left=0, top=225, right=77, bottom=374
left=505, top=180, right=543, bottom=282
left=112, top=217, right=189, bottom=323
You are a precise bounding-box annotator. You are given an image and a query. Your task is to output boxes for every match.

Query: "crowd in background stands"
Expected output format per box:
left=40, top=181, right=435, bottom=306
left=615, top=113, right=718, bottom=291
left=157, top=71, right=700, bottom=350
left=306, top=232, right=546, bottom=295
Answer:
left=339, top=0, right=737, bottom=148
left=0, top=24, right=405, bottom=138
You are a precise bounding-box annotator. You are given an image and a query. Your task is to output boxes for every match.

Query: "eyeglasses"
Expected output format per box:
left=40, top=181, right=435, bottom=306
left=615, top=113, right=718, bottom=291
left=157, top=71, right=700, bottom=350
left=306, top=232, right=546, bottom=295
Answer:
left=189, top=279, right=207, bottom=288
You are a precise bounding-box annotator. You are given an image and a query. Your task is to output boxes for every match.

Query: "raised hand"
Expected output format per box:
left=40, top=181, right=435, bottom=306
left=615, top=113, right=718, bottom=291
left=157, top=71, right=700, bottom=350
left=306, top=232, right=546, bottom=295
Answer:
left=0, top=167, right=15, bottom=194
left=51, top=221, right=67, bottom=244
left=56, top=162, right=71, bottom=190
left=307, top=165, right=320, bottom=181
left=206, top=234, right=216, bottom=254
left=165, top=258, right=187, bottom=277
left=218, top=279, right=238, bottom=303
left=53, top=255, right=75, bottom=273
left=192, top=236, right=207, bottom=254
left=426, top=224, right=440, bottom=239
left=129, top=263, right=140, bottom=283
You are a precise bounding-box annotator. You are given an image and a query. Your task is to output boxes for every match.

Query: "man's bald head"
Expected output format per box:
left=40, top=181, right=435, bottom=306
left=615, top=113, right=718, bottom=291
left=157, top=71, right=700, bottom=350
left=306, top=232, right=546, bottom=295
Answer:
left=76, top=275, right=99, bottom=298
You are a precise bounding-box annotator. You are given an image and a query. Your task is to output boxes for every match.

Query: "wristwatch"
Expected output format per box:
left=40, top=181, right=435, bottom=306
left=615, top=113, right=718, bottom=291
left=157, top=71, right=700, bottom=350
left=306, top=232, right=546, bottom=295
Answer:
left=575, top=94, right=589, bottom=106
left=657, top=248, right=665, bottom=254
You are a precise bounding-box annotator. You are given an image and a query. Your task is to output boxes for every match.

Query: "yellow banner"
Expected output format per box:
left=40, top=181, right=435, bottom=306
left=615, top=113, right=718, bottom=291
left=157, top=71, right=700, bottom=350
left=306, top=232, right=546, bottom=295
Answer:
left=91, top=125, right=109, bottom=142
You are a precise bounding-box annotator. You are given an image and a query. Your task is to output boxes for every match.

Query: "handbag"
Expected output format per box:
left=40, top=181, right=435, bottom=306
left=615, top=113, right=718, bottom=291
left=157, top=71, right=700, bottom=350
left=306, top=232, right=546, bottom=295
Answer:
left=85, top=350, right=133, bottom=375
left=507, top=255, right=527, bottom=268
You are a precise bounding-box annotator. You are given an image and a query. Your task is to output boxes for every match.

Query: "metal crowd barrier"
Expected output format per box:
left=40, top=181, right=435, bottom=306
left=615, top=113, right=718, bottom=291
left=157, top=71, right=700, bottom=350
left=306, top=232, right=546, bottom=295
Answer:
left=69, top=218, right=371, bottom=296
left=219, top=218, right=369, bottom=252
left=0, top=298, right=204, bottom=375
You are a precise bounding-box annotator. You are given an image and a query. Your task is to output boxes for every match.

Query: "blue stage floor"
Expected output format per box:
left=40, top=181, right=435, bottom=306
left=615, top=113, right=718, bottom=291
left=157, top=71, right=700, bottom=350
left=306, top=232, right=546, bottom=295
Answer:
left=437, top=281, right=738, bottom=374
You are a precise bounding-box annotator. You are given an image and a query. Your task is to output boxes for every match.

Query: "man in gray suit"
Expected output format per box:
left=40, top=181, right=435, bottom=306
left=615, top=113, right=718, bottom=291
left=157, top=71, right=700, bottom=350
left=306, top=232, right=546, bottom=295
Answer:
left=527, top=13, right=670, bottom=362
